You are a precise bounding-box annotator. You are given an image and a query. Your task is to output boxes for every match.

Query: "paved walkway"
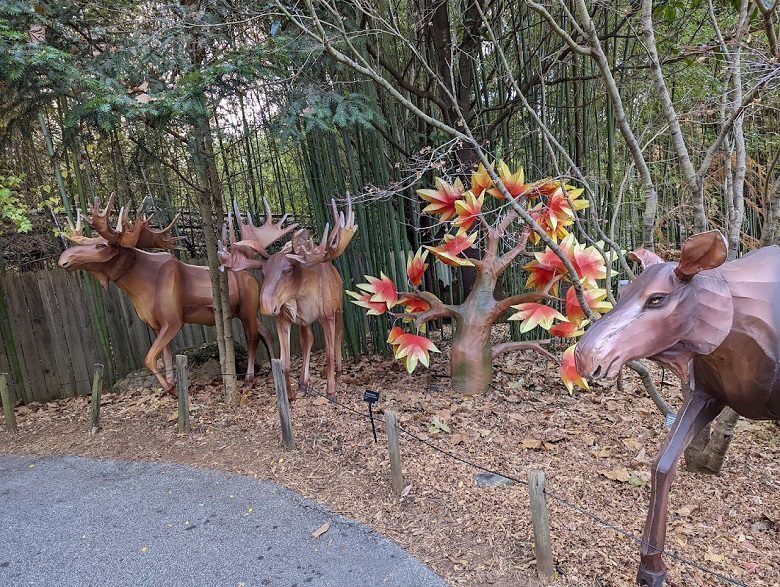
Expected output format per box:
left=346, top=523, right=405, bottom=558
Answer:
left=0, top=455, right=447, bottom=587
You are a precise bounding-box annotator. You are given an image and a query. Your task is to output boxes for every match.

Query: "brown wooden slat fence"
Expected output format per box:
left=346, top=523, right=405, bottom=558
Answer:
left=0, top=269, right=290, bottom=404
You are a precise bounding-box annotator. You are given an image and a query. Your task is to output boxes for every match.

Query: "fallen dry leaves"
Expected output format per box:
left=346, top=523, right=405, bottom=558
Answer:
left=0, top=325, right=778, bottom=586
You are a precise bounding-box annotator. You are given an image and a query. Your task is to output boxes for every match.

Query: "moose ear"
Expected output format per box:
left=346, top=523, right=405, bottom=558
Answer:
left=675, top=230, right=728, bottom=281
left=627, top=248, right=664, bottom=269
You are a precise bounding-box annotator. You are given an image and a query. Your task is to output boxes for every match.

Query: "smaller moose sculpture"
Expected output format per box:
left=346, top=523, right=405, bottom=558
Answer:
left=575, top=231, right=780, bottom=586
left=58, top=197, right=274, bottom=394
left=219, top=197, right=357, bottom=401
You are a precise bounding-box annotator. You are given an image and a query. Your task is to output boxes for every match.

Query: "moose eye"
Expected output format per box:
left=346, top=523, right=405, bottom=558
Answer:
left=645, top=294, right=667, bottom=309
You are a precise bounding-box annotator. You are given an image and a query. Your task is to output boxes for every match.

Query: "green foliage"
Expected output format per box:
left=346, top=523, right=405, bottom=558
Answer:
left=0, top=0, right=293, bottom=140
left=275, top=87, right=382, bottom=141
left=0, top=175, right=31, bottom=234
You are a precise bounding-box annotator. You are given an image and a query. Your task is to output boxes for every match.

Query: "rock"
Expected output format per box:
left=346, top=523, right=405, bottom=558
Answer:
left=181, top=342, right=248, bottom=370
left=474, top=472, right=516, bottom=487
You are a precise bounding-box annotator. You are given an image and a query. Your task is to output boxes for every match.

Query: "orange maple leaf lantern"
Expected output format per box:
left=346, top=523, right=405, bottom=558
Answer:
left=346, top=290, right=389, bottom=315
left=523, top=260, right=563, bottom=295
left=397, top=293, right=431, bottom=314
left=425, top=230, right=477, bottom=267
left=549, top=319, right=586, bottom=339
left=453, top=191, right=484, bottom=232
left=416, top=177, right=465, bottom=221
left=394, top=332, right=440, bottom=373
left=470, top=163, right=492, bottom=196
left=561, top=344, right=589, bottom=394
left=527, top=233, right=578, bottom=275
left=406, top=247, right=429, bottom=286
left=508, top=302, right=566, bottom=333
left=528, top=183, right=589, bottom=244
left=565, top=286, right=612, bottom=327
left=355, top=272, right=399, bottom=308
left=572, top=245, right=608, bottom=286
left=387, top=325, right=405, bottom=346
left=487, top=161, right=532, bottom=200
left=529, top=207, right=571, bottom=244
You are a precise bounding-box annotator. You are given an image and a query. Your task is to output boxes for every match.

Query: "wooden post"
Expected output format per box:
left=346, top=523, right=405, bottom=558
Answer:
left=528, top=469, right=555, bottom=583
left=89, top=363, right=104, bottom=437
left=0, top=373, right=17, bottom=433
left=176, top=354, right=190, bottom=434
left=271, top=359, right=295, bottom=450
left=385, top=410, right=404, bottom=496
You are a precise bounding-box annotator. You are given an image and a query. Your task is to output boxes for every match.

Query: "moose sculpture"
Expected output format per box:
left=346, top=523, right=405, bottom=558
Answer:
left=575, top=231, right=780, bottom=586
left=219, top=197, right=356, bottom=401
left=58, top=196, right=275, bottom=394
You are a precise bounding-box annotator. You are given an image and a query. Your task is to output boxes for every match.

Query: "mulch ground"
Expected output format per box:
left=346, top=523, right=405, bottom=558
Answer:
left=1, top=327, right=778, bottom=587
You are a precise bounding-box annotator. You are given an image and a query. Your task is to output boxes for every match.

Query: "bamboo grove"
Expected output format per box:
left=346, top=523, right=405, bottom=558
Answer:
left=0, top=0, right=778, bottom=393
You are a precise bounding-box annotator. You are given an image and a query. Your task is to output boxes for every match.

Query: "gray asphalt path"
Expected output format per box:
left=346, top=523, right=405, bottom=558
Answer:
left=0, top=455, right=447, bottom=587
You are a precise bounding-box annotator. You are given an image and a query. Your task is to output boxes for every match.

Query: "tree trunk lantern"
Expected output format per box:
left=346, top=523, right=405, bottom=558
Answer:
left=347, top=162, right=615, bottom=394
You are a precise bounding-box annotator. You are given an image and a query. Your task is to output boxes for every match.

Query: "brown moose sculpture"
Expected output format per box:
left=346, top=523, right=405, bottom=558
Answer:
left=219, top=197, right=356, bottom=401
left=575, top=231, right=780, bottom=586
left=58, top=197, right=274, bottom=394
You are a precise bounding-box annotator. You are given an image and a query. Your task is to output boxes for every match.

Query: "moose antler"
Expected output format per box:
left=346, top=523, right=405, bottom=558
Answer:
left=86, top=194, right=179, bottom=249
left=88, top=193, right=121, bottom=243
left=232, top=197, right=298, bottom=252
left=118, top=210, right=180, bottom=249
left=63, top=209, right=105, bottom=245
left=287, top=194, right=357, bottom=267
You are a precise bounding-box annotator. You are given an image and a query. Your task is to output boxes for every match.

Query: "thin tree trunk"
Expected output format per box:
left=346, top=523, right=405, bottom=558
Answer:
left=574, top=0, right=659, bottom=249
left=760, top=150, right=780, bottom=245
left=726, top=1, right=748, bottom=260
left=696, top=407, right=741, bottom=474
left=641, top=0, right=705, bottom=232
left=185, top=2, right=238, bottom=405
left=192, top=116, right=239, bottom=406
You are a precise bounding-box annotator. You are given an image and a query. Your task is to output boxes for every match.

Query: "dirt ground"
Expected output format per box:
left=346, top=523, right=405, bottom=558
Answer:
left=1, top=328, right=778, bottom=587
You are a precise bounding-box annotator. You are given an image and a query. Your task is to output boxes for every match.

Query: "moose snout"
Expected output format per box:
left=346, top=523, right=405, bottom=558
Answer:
left=58, top=252, right=73, bottom=270
left=259, top=293, right=281, bottom=316
left=574, top=337, right=620, bottom=381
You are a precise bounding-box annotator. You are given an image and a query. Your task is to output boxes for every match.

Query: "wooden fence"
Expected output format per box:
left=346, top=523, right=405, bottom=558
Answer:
left=0, top=268, right=288, bottom=404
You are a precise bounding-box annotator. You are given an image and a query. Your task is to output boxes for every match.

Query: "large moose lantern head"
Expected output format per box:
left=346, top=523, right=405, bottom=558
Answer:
left=58, top=196, right=177, bottom=289
left=58, top=196, right=273, bottom=394
left=220, top=196, right=357, bottom=401
left=575, top=230, right=780, bottom=586
left=575, top=231, right=733, bottom=383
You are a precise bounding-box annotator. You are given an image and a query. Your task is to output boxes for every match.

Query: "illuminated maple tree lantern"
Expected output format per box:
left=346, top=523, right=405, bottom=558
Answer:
left=347, top=162, right=615, bottom=394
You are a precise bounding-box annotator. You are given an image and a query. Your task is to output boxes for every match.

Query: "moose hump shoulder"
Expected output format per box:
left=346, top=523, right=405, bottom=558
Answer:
left=696, top=244, right=780, bottom=419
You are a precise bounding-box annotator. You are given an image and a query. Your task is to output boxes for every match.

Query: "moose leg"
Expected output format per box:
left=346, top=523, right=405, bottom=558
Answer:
left=162, top=345, right=175, bottom=386
left=239, top=313, right=259, bottom=387
left=334, top=312, right=344, bottom=374
left=297, top=324, right=314, bottom=396
left=637, top=390, right=723, bottom=586
left=276, top=319, right=294, bottom=402
left=145, top=325, right=182, bottom=396
left=320, top=316, right=337, bottom=401
left=258, top=321, right=274, bottom=366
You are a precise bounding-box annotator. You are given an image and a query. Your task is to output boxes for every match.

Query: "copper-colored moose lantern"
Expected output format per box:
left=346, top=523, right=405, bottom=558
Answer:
left=219, top=197, right=357, bottom=401
left=58, top=196, right=273, bottom=394
left=575, top=231, right=780, bottom=586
